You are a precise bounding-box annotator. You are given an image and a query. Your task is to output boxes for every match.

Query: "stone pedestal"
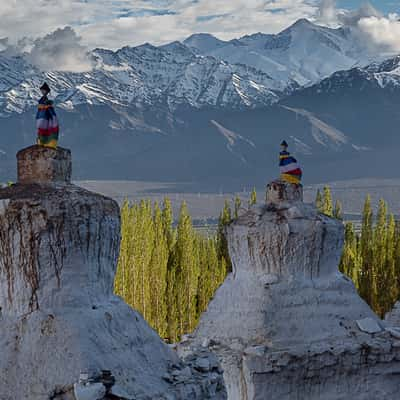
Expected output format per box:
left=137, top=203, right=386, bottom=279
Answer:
left=266, top=180, right=303, bottom=204
left=17, top=145, right=71, bottom=184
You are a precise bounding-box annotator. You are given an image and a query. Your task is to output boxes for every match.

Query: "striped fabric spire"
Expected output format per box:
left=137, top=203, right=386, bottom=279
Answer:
left=36, top=96, right=59, bottom=148
left=279, top=144, right=302, bottom=184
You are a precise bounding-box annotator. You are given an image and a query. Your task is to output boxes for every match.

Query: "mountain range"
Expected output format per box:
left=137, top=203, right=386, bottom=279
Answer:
left=0, top=19, right=399, bottom=190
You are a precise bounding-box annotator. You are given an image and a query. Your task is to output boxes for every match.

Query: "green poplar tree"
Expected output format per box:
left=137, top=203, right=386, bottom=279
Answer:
left=120, top=201, right=139, bottom=309
left=162, top=197, right=176, bottom=252
left=148, top=202, right=169, bottom=338
left=385, top=214, right=397, bottom=310
left=197, top=237, right=211, bottom=316
left=162, top=197, right=179, bottom=341
left=340, top=222, right=360, bottom=287
left=209, top=237, right=224, bottom=293
left=358, top=195, right=374, bottom=306
left=115, top=200, right=131, bottom=301
left=197, top=236, right=224, bottom=318
left=234, top=196, right=242, bottom=219
left=315, top=189, right=323, bottom=212
left=174, top=202, right=200, bottom=336
left=166, top=258, right=178, bottom=342
left=130, top=200, right=154, bottom=320
left=322, top=186, right=333, bottom=217
left=217, top=200, right=232, bottom=272
left=393, top=222, right=400, bottom=306
left=372, top=199, right=388, bottom=315
left=334, top=200, right=343, bottom=220
left=249, top=188, right=257, bottom=207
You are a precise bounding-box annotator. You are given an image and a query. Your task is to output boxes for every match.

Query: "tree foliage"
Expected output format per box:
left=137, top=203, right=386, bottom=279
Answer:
left=339, top=196, right=400, bottom=317
left=315, top=189, right=323, bottom=212
left=249, top=188, right=257, bottom=207
left=322, top=186, right=333, bottom=216
left=333, top=200, right=343, bottom=220
left=317, top=188, right=400, bottom=317
left=115, top=198, right=228, bottom=342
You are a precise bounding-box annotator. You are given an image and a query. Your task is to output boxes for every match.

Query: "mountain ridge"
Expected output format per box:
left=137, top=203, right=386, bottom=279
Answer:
left=1, top=18, right=398, bottom=118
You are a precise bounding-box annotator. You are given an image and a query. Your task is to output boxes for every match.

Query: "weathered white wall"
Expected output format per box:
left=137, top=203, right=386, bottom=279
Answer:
left=188, top=182, right=400, bottom=400
left=0, top=146, right=226, bottom=400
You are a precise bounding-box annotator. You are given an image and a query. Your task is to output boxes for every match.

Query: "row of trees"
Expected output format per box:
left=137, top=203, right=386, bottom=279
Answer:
left=115, top=186, right=400, bottom=342
left=315, top=186, right=343, bottom=220
left=114, top=198, right=231, bottom=342
left=340, top=197, right=400, bottom=317
left=316, top=187, right=400, bottom=317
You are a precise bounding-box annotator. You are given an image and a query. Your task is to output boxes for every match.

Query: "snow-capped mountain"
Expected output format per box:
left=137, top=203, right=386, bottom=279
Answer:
left=0, top=42, right=285, bottom=117
left=288, top=55, right=400, bottom=96
left=185, top=19, right=377, bottom=87
left=0, top=18, right=392, bottom=118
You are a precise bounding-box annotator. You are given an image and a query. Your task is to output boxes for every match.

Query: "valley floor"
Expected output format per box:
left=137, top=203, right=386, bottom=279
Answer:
left=78, top=178, right=400, bottom=224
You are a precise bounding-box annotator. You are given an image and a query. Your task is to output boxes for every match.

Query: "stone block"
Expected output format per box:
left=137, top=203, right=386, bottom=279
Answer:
left=17, top=145, right=71, bottom=184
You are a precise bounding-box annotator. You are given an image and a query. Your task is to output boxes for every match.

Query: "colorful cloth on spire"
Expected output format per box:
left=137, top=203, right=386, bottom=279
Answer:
left=36, top=96, right=59, bottom=148
left=279, top=150, right=302, bottom=184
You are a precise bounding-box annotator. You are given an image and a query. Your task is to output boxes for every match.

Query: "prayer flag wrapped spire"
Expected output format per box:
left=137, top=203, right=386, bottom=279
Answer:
left=36, top=82, right=59, bottom=148
left=279, top=141, right=302, bottom=184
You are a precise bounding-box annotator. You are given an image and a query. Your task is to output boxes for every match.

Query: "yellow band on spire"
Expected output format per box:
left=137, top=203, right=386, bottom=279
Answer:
left=281, top=173, right=301, bottom=184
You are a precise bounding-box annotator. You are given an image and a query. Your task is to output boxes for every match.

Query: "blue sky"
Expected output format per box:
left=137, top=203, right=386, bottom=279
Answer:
left=0, top=0, right=399, bottom=49
left=338, top=1, right=398, bottom=13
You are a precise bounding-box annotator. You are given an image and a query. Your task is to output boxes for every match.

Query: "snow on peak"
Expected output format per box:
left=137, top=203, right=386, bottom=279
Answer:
left=0, top=19, right=398, bottom=117
left=0, top=41, right=283, bottom=116
left=305, top=55, right=400, bottom=93
left=188, top=18, right=383, bottom=87
left=287, top=18, right=315, bottom=30
left=184, top=33, right=227, bottom=53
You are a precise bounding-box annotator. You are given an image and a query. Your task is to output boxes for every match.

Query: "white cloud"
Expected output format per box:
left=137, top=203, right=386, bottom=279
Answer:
left=26, top=27, right=93, bottom=72
left=0, top=0, right=317, bottom=49
left=316, top=0, right=381, bottom=26
left=358, top=14, right=400, bottom=54
left=0, top=0, right=399, bottom=58
left=339, top=3, right=382, bottom=26
left=0, top=1, right=88, bottom=39
left=315, top=1, right=400, bottom=55
left=79, top=0, right=318, bottom=48
left=317, top=0, right=337, bottom=26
